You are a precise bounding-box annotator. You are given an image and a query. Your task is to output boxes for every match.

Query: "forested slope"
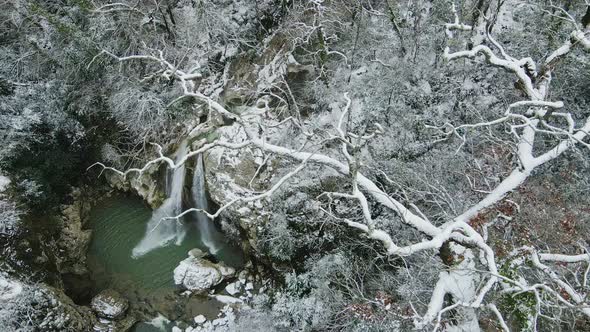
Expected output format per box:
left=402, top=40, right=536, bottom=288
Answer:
left=1, top=0, right=590, bottom=331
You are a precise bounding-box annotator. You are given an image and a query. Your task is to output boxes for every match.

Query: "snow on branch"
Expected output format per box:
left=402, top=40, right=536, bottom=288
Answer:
left=92, top=22, right=590, bottom=327
left=444, top=3, right=472, bottom=38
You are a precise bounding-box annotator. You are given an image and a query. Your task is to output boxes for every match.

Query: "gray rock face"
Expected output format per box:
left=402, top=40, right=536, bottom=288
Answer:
left=104, top=163, right=166, bottom=209
left=173, top=250, right=235, bottom=293
left=55, top=198, right=92, bottom=275
left=91, top=289, right=129, bottom=320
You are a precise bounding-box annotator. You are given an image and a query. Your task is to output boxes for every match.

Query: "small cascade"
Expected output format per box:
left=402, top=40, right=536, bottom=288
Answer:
left=132, top=141, right=189, bottom=258
left=191, top=154, right=222, bottom=255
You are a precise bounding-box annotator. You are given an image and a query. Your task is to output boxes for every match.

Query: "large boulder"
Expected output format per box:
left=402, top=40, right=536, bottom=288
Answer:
left=173, top=249, right=235, bottom=293
left=91, top=289, right=129, bottom=320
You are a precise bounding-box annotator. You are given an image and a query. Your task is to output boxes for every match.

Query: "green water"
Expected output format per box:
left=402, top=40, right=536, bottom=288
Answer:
left=87, top=194, right=200, bottom=290
left=86, top=193, right=244, bottom=326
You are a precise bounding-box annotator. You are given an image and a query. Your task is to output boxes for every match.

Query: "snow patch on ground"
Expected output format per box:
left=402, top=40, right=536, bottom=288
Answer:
left=0, top=275, right=23, bottom=301
left=0, top=175, right=10, bottom=193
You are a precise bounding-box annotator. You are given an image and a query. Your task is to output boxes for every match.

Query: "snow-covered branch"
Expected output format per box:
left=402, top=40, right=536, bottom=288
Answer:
left=91, top=10, right=590, bottom=326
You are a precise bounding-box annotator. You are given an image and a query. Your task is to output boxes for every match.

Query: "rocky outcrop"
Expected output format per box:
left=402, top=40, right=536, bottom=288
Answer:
left=91, top=289, right=129, bottom=320
left=38, top=285, right=97, bottom=331
left=1, top=282, right=98, bottom=331
left=104, top=164, right=166, bottom=209
left=54, top=188, right=92, bottom=275
left=173, top=249, right=235, bottom=294
left=204, top=123, right=273, bottom=256
left=221, top=32, right=312, bottom=107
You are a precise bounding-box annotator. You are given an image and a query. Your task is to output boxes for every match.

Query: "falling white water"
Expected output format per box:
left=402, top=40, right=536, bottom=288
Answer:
left=132, top=141, right=189, bottom=258
left=192, top=154, right=221, bottom=255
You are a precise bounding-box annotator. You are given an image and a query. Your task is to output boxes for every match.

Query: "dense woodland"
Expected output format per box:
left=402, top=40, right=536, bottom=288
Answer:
left=1, top=0, right=590, bottom=331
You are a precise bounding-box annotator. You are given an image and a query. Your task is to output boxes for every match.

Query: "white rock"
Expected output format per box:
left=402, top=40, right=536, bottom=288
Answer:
left=172, top=327, right=182, bottom=332
left=225, top=282, right=240, bottom=296
left=245, top=282, right=254, bottom=291
left=174, top=257, right=223, bottom=293
left=194, top=315, right=207, bottom=324
left=211, top=294, right=243, bottom=304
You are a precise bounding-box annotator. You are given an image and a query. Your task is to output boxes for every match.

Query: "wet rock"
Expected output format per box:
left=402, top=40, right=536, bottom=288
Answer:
left=116, top=315, right=138, bottom=331
left=91, top=289, right=129, bottom=320
left=188, top=248, right=207, bottom=258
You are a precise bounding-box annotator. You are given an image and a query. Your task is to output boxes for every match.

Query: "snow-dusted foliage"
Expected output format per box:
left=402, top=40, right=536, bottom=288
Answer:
left=91, top=0, right=590, bottom=329
left=0, top=273, right=94, bottom=331
left=2, top=0, right=590, bottom=330
left=0, top=199, right=21, bottom=237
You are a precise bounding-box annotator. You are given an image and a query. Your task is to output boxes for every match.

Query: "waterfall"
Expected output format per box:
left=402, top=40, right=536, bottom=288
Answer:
left=191, top=154, right=221, bottom=255
left=132, top=141, right=189, bottom=258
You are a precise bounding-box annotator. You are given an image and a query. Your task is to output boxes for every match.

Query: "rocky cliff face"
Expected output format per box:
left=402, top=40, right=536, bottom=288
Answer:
left=203, top=124, right=272, bottom=259
left=104, top=164, right=167, bottom=209
left=53, top=189, right=92, bottom=275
